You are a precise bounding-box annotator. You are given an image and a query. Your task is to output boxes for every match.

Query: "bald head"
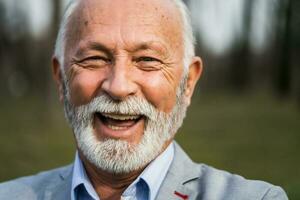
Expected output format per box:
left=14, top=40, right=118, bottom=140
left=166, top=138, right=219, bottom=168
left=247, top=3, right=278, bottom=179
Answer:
left=54, top=0, right=195, bottom=73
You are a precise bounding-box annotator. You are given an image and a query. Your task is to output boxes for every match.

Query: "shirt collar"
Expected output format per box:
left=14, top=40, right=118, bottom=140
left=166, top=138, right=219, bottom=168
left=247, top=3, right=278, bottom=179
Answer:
left=138, top=142, right=174, bottom=200
left=71, top=152, right=99, bottom=200
left=71, top=142, right=174, bottom=200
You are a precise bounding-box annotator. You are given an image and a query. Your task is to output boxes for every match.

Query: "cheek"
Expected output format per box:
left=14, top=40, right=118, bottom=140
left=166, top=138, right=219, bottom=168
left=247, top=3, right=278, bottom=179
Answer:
left=138, top=72, right=178, bottom=113
left=69, top=70, right=104, bottom=106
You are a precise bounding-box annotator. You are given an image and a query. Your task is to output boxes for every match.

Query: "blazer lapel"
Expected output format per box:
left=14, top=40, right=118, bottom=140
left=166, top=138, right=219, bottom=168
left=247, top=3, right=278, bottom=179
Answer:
left=156, top=142, right=202, bottom=200
left=43, top=164, right=73, bottom=200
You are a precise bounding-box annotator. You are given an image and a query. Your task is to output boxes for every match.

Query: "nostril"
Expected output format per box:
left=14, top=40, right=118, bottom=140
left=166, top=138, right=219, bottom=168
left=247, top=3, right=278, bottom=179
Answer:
left=102, top=91, right=129, bottom=102
left=101, top=75, right=138, bottom=100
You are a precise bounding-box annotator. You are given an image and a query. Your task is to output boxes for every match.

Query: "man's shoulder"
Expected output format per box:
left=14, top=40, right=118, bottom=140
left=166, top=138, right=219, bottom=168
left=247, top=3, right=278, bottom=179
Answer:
left=0, top=164, right=73, bottom=200
left=195, top=163, right=287, bottom=199
left=167, top=142, right=288, bottom=200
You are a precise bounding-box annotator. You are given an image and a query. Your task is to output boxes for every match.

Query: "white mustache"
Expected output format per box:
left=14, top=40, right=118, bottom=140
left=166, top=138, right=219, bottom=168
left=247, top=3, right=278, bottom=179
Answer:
left=75, top=94, right=159, bottom=121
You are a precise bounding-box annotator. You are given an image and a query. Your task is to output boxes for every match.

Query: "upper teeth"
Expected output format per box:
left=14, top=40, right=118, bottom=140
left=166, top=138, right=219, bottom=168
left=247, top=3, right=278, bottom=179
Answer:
left=102, top=113, right=140, bottom=120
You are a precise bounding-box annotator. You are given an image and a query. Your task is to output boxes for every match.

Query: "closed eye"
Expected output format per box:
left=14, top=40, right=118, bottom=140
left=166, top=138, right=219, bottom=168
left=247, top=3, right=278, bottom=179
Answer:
left=72, top=56, right=112, bottom=69
left=134, top=56, right=162, bottom=71
left=81, top=56, right=111, bottom=63
left=136, top=57, right=161, bottom=63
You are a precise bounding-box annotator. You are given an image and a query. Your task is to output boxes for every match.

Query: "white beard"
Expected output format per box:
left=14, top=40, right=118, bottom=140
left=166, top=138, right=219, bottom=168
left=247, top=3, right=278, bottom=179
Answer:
left=62, top=79, right=188, bottom=174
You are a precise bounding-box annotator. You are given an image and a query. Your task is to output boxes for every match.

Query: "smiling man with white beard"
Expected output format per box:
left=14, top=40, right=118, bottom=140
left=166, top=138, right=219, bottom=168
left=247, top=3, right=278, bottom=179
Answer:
left=0, top=0, right=289, bottom=199
left=64, top=82, right=188, bottom=174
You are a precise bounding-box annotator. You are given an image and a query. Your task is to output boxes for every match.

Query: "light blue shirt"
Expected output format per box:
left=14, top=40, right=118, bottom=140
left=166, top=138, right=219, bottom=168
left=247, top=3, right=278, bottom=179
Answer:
left=71, top=142, right=174, bottom=200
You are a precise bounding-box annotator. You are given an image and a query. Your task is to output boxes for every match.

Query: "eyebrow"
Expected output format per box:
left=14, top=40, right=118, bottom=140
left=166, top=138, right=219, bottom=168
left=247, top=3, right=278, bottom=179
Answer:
left=74, top=42, right=114, bottom=58
left=87, top=42, right=112, bottom=54
left=131, top=42, right=168, bottom=55
left=74, top=41, right=168, bottom=58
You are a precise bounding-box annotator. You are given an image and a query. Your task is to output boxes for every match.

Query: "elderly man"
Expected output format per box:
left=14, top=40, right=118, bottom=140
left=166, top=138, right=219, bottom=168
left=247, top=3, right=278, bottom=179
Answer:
left=0, top=0, right=289, bottom=199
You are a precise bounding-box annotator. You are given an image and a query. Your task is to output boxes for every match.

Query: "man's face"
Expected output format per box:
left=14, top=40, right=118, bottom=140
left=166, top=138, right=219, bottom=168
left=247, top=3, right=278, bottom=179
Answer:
left=65, top=0, right=185, bottom=144
left=53, top=0, right=202, bottom=173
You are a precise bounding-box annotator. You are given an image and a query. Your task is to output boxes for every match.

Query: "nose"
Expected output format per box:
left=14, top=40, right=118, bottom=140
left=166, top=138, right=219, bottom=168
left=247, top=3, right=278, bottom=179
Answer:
left=101, top=60, right=138, bottom=101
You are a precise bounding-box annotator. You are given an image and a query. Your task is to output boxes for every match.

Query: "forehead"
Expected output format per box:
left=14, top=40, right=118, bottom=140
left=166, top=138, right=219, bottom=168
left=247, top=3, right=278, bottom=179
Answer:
left=77, top=0, right=180, bottom=23
left=65, top=0, right=183, bottom=52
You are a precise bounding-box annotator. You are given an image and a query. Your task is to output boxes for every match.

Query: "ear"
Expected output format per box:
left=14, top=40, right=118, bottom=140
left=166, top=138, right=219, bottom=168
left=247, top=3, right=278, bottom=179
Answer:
left=184, top=56, right=203, bottom=106
left=52, top=56, right=64, bottom=103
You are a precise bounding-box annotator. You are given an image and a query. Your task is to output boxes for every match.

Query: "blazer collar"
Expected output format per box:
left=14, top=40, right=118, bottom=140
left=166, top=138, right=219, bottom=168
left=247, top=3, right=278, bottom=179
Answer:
left=156, top=141, right=202, bottom=200
left=42, top=165, right=73, bottom=200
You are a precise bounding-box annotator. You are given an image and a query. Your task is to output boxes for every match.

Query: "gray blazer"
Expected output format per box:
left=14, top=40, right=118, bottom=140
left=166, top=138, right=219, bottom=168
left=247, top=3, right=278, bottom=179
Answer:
left=0, top=142, right=288, bottom=200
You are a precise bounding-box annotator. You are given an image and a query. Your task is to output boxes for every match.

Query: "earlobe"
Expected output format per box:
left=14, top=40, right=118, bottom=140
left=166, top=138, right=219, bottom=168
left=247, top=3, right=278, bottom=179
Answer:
left=52, top=57, right=64, bottom=103
left=184, top=57, right=203, bottom=105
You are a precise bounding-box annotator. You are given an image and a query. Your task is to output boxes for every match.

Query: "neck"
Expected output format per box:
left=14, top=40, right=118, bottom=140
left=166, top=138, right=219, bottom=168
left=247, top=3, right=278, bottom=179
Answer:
left=79, top=152, right=145, bottom=200
left=77, top=140, right=173, bottom=200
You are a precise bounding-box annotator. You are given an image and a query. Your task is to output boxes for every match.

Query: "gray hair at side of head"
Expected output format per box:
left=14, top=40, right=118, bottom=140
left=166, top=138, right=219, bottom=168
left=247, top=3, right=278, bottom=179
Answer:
left=54, top=0, right=80, bottom=76
left=172, top=0, right=196, bottom=74
left=53, top=0, right=196, bottom=76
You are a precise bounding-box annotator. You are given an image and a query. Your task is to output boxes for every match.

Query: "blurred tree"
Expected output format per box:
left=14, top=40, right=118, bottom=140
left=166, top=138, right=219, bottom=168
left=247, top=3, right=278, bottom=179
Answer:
left=0, top=2, right=6, bottom=63
left=52, top=0, right=61, bottom=33
left=0, top=2, right=6, bottom=94
left=46, top=0, right=62, bottom=105
left=0, top=2, right=31, bottom=98
left=275, top=0, right=293, bottom=98
left=294, top=1, right=300, bottom=106
left=229, top=1, right=253, bottom=92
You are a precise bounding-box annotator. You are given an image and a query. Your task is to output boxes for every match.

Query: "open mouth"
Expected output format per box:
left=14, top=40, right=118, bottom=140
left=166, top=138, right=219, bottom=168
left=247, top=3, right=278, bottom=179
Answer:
left=95, top=112, right=143, bottom=131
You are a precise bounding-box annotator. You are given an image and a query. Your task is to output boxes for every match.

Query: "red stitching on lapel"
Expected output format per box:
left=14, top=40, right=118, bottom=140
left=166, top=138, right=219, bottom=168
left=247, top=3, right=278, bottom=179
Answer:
left=174, top=191, right=188, bottom=200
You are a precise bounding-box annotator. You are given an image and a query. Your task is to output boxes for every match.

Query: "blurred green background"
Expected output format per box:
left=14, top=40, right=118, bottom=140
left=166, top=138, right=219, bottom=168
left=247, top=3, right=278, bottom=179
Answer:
left=0, top=0, right=300, bottom=199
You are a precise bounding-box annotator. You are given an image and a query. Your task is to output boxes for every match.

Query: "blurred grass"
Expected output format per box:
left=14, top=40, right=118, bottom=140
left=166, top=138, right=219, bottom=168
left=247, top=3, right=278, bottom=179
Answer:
left=0, top=92, right=299, bottom=199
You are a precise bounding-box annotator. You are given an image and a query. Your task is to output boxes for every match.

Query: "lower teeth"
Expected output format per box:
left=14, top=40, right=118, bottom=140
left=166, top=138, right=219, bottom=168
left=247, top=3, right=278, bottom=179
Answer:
left=108, top=124, right=125, bottom=130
